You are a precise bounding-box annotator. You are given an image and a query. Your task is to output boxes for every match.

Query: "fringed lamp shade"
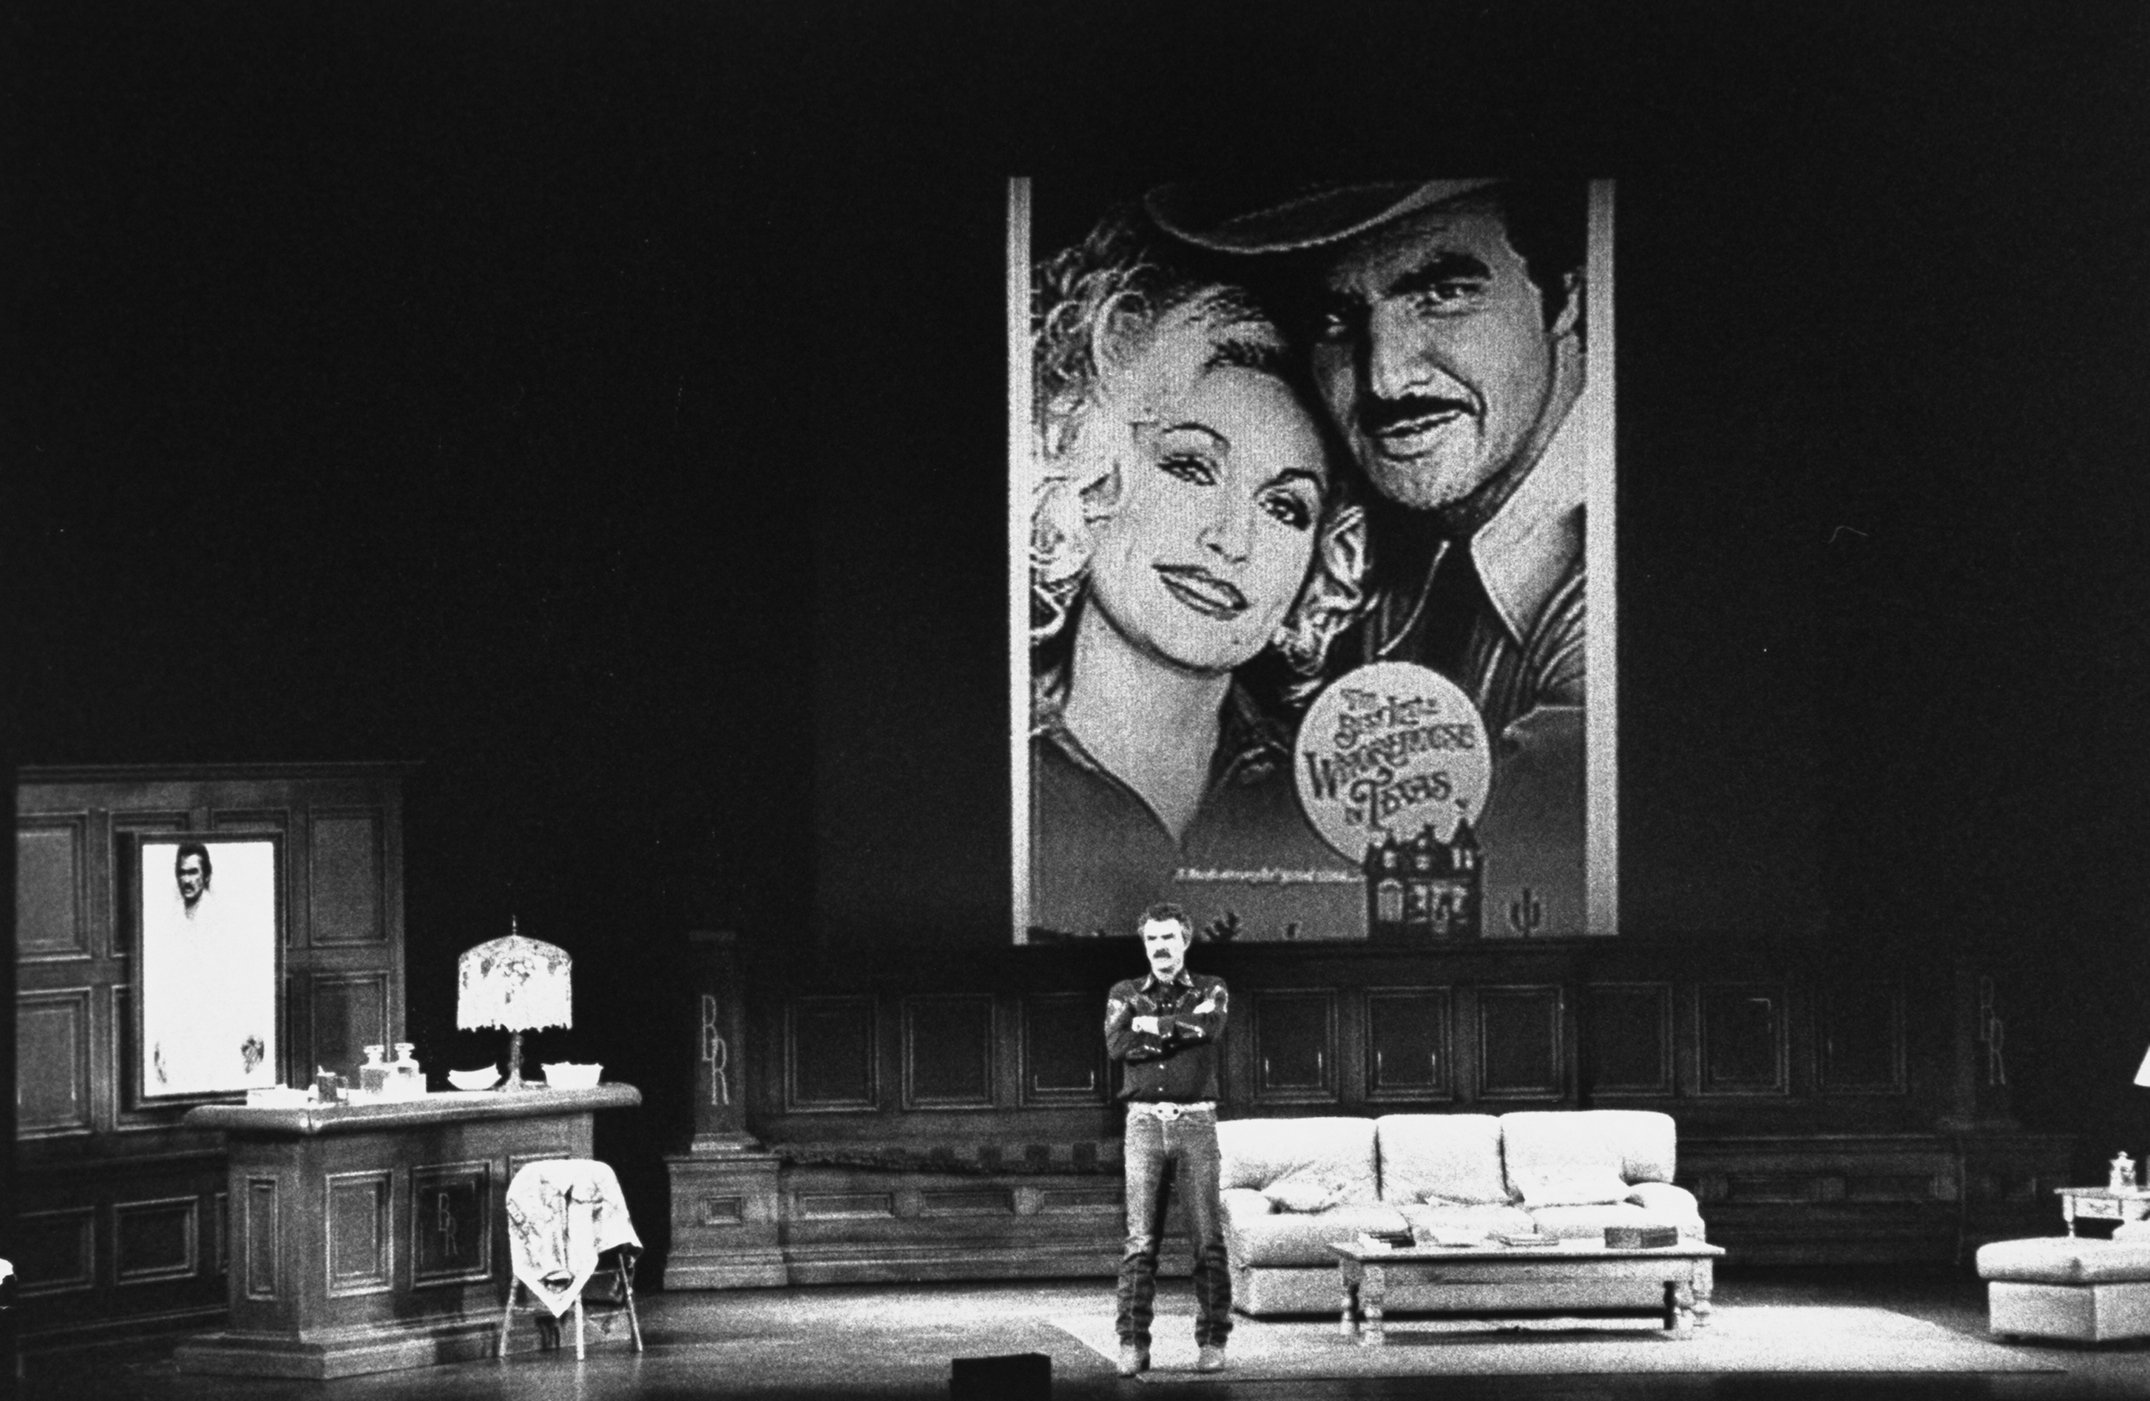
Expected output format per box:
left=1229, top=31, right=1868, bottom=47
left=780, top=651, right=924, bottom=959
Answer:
left=457, top=919, right=572, bottom=1090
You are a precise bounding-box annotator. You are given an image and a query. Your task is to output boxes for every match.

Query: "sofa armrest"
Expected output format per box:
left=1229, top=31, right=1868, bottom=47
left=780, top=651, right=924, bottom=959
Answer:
left=1627, top=1180, right=1703, bottom=1222
left=1222, top=1187, right=1277, bottom=1227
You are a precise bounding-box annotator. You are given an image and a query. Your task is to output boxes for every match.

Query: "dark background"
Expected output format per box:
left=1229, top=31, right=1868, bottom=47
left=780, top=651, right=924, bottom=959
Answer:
left=9, top=2, right=2150, bottom=1268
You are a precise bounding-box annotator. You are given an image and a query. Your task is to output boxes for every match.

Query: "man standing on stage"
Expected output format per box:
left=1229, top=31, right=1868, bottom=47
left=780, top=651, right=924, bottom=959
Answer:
left=1105, top=901, right=1231, bottom=1376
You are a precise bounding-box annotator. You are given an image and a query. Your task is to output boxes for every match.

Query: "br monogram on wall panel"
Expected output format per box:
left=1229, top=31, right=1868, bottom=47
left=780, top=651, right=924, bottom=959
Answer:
left=411, top=1162, right=493, bottom=1287
left=1020, top=993, right=1106, bottom=1105
left=16, top=817, right=88, bottom=960
left=1476, top=985, right=1565, bottom=1099
left=902, top=995, right=995, bottom=1109
left=786, top=996, right=878, bottom=1111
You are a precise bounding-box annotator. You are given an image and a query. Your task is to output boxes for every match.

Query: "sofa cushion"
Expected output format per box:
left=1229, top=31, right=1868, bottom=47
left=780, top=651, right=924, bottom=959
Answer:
left=1228, top=1204, right=1412, bottom=1268
left=1374, top=1114, right=1511, bottom=1205
left=1221, top=1187, right=1277, bottom=1229
left=1509, top=1142, right=1632, bottom=1207
left=1502, top=1110, right=1679, bottom=1189
left=1501, top=1110, right=1680, bottom=1208
left=1626, top=1180, right=1705, bottom=1226
left=1219, top=1117, right=1379, bottom=1205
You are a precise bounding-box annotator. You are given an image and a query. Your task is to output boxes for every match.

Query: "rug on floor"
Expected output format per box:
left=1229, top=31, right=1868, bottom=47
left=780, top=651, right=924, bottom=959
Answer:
left=1049, top=1305, right=2064, bottom=1382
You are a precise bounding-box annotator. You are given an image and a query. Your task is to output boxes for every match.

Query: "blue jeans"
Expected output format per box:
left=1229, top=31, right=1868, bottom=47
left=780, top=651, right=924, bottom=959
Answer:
left=1117, top=1109, right=1231, bottom=1348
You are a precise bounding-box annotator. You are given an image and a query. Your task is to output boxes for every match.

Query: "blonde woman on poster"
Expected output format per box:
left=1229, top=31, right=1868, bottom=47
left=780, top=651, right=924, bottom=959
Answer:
left=1027, top=211, right=1365, bottom=939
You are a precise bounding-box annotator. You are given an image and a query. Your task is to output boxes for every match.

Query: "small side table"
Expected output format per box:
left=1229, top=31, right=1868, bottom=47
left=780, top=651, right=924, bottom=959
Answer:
left=2056, top=1186, right=2150, bottom=1235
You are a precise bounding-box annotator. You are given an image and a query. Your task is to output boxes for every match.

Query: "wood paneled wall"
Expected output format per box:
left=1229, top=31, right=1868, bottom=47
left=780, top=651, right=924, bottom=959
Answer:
left=751, top=944, right=1944, bottom=1134
left=13, top=763, right=411, bottom=1344
left=731, top=939, right=2067, bottom=1276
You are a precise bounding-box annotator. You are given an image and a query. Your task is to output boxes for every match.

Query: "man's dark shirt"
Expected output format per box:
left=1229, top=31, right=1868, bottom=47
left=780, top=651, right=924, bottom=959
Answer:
left=1105, top=970, right=1229, bottom=1103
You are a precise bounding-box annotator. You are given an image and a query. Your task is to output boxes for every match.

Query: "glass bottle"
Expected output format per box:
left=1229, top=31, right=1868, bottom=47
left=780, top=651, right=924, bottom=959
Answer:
left=391, top=1042, right=423, bottom=1099
left=358, top=1044, right=392, bottom=1097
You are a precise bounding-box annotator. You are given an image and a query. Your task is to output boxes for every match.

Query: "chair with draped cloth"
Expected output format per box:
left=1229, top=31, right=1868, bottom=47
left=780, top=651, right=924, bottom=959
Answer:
left=499, top=1157, right=644, bottom=1360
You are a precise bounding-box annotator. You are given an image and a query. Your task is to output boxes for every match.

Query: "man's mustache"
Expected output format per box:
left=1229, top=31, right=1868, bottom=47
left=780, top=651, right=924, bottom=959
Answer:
left=1358, top=392, right=1475, bottom=436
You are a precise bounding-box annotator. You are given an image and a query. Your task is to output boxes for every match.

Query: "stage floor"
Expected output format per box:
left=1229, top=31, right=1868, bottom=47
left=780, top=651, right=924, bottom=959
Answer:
left=22, top=1266, right=2150, bottom=1399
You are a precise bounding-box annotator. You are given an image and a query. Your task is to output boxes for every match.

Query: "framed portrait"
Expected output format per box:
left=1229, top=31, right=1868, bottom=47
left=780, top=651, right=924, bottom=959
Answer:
left=1011, top=178, right=1617, bottom=943
left=131, top=833, right=284, bottom=1101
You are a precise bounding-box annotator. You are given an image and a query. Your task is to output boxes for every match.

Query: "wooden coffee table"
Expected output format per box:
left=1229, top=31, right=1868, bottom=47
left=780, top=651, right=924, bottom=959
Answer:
left=1329, top=1239, right=1724, bottom=1345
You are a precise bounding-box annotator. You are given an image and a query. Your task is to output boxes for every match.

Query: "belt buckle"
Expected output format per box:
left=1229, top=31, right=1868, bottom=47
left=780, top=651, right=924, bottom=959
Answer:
left=1153, top=1102, right=1184, bottom=1121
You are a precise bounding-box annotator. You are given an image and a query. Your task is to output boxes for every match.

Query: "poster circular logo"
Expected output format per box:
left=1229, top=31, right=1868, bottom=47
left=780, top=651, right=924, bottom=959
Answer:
left=1293, top=661, right=1492, bottom=862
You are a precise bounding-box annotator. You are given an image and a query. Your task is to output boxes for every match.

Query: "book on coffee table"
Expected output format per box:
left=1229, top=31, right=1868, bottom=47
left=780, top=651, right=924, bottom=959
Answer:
left=1355, top=1229, right=1417, bottom=1251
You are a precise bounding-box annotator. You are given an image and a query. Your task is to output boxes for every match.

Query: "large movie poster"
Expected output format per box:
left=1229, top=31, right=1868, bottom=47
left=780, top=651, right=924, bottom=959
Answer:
left=1012, top=179, right=1616, bottom=943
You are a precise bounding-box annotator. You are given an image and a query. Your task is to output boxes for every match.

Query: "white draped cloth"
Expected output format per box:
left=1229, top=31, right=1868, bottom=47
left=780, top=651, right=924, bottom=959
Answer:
left=505, top=1159, right=641, bottom=1318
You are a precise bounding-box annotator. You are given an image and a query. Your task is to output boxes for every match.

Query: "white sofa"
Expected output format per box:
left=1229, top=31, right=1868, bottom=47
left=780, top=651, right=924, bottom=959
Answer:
left=1219, top=1110, right=1707, bottom=1316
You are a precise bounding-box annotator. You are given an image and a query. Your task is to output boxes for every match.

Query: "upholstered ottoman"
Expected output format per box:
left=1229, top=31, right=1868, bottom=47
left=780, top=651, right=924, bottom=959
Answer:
left=1977, top=1236, right=2150, bottom=1342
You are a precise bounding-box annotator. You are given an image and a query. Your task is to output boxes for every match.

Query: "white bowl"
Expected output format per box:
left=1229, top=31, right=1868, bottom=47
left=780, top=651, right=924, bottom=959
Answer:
left=446, top=1066, right=499, bottom=1091
left=543, top=1062, right=602, bottom=1089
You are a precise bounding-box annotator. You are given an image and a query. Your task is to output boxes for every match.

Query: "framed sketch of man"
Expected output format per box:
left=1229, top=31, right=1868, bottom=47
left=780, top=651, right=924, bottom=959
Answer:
left=133, top=835, right=283, bottom=1100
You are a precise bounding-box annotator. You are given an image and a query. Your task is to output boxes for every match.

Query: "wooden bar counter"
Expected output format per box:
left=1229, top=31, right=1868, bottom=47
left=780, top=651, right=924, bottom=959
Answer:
left=174, top=1083, right=641, bottom=1378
